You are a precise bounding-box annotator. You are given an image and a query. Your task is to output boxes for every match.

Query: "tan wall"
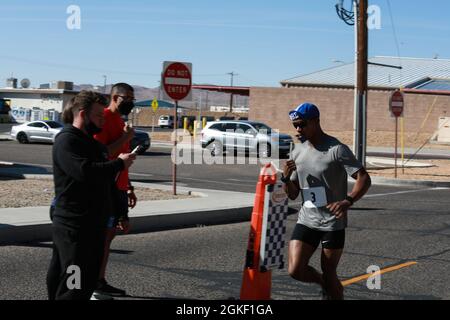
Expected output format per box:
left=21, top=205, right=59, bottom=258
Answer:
left=249, top=86, right=450, bottom=137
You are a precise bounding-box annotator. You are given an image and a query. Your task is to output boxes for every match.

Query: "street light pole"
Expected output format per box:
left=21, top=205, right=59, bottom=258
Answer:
left=227, top=72, right=238, bottom=113
left=102, top=75, right=107, bottom=94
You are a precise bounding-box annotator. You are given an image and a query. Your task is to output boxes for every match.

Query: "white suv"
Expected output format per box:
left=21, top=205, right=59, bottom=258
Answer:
left=200, top=120, right=293, bottom=158
left=158, top=115, right=174, bottom=128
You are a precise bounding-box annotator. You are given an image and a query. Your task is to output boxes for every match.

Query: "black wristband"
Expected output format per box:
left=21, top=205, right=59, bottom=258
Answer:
left=345, top=195, right=354, bottom=206
left=280, top=174, right=290, bottom=184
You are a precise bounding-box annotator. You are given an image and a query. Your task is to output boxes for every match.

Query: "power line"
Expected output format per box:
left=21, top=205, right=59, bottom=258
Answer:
left=386, top=0, right=402, bottom=61
left=0, top=55, right=232, bottom=78
left=335, top=0, right=355, bottom=25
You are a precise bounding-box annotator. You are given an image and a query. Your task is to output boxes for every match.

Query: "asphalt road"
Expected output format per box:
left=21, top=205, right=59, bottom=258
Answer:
left=0, top=124, right=173, bottom=135
left=0, top=185, right=449, bottom=300
left=0, top=140, right=266, bottom=192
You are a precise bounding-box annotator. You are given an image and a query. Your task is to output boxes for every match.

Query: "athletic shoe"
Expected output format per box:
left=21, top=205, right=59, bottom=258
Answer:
left=320, top=289, right=330, bottom=300
left=95, top=279, right=126, bottom=297
left=90, top=292, right=114, bottom=300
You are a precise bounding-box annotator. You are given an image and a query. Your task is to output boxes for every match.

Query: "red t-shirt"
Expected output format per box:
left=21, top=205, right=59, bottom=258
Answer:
left=94, top=108, right=130, bottom=191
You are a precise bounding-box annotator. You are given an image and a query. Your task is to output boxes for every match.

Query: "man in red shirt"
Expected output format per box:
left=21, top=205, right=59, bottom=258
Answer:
left=93, top=83, right=137, bottom=299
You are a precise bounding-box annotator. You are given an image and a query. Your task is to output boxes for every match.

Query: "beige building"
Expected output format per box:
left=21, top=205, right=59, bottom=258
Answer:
left=249, top=56, right=450, bottom=145
left=0, top=82, right=78, bottom=123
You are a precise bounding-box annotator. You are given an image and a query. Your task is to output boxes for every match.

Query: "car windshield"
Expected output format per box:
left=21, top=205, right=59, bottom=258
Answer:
left=251, top=123, right=272, bottom=134
left=46, top=121, right=63, bottom=128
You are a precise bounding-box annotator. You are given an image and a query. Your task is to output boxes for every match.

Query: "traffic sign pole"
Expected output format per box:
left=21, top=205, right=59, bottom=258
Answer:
left=173, top=100, right=178, bottom=195
left=161, top=61, right=192, bottom=196
left=389, top=90, right=404, bottom=179
left=395, top=117, right=398, bottom=178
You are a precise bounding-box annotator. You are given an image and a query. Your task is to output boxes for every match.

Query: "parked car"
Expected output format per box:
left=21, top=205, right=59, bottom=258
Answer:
left=130, top=129, right=151, bottom=154
left=11, top=121, right=151, bottom=154
left=10, top=120, right=63, bottom=144
left=158, top=115, right=174, bottom=128
left=200, top=120, right=293, bottom=157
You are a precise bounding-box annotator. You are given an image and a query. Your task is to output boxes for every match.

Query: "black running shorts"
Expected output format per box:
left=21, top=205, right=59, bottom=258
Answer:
left=291, top=223, right=345, bottom=250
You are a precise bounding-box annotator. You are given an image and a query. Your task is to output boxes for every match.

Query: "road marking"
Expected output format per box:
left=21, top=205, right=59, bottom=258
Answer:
left=341, top=261, right=418, bottom=287
left=227, top=178, right=254, bottom=182
left=365, top=187, right=448, bottom=198
left=165, top=176, right=256, bottom=187
left=129, top=173, right=154, bottom=177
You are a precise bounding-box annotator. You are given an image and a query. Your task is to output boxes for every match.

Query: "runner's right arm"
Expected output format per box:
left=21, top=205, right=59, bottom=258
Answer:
left=282, top=160, right=300, bottom=200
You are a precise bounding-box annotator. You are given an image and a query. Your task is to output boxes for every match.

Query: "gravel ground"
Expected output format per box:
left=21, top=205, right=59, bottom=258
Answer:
left=0, top=178, right=193, bottom=208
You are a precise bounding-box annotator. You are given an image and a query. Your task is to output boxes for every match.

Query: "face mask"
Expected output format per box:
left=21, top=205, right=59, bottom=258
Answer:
left=84, top=115, right=102, bottom=135
left=118, top=100, right=134, bottom=116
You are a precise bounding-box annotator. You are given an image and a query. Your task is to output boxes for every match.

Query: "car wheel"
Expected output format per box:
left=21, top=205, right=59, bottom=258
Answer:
left=17, top=132, right=29, bottom=144
left=257, top=143, right=271, bottom=158
left=207, top=140, right=223, bottom=156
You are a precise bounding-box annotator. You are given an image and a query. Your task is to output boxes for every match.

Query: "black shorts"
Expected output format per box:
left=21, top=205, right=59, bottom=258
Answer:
left=107, top=190, right=129, bottom=229
left=291, top=224, right=345, bottom=250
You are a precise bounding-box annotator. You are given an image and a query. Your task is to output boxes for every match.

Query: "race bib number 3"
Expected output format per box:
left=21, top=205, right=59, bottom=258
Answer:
left=302, top=187, right=327, bottom=208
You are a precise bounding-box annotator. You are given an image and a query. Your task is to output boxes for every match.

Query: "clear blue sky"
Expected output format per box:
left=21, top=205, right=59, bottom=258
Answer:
left=1, top=0, right=449, bottom=88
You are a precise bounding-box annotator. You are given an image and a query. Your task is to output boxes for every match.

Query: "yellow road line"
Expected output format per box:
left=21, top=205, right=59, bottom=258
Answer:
left=341, top=261, right=418, bottom=287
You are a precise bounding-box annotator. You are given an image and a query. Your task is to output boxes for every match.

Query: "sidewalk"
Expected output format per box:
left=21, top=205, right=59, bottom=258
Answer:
left=0, top=181, right=256, bottom=244
left=367, top=146, right=450, bottom=160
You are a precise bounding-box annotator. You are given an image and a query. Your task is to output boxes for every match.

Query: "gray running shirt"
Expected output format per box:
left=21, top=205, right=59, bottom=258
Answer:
left=290, top=135, right=363, bottom=231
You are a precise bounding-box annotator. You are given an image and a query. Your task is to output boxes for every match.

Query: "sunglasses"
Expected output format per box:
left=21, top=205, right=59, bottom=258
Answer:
left=293, top=121, right=308, bottom=129
left=117, top=95, right=136, bottom=102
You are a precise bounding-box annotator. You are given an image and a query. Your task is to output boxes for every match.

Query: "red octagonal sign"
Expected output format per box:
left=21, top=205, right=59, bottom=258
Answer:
left=390, top=90, right=404, bottom=117
left=162, top=62, right=192, bottom=101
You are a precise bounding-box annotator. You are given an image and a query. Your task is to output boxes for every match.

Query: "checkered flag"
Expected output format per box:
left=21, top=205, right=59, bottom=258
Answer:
left=259, top=183, right=289, bottom=271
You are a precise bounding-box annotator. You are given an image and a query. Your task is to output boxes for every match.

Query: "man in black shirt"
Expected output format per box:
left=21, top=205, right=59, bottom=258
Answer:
left=46, top=91, right=136, bottom=300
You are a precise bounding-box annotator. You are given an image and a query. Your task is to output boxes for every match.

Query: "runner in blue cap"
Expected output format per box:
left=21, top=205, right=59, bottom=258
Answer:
left=282, top=102, right=372, bottom=300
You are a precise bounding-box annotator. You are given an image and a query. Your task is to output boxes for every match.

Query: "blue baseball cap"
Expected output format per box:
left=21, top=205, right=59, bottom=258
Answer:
left=289, top=102, right=320, bottom=121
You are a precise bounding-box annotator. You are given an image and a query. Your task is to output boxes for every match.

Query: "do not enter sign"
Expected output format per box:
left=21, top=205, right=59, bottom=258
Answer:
left=162, top=61, right=192, bottom=102
left=390, top=90, right=404, bottom=117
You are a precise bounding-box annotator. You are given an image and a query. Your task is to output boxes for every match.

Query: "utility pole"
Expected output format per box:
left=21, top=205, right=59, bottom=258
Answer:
left=227, top=72, right=238, bottom=113
left=157, top=80, right=161, bottom=100
left=336, top=0, right=368, bottom=166
left=102, top=75, right=107, bottom=94
left=355, top=0, right=368, bottom=166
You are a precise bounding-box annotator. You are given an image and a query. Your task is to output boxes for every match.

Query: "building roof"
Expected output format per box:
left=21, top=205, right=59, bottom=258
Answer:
left=414, top=79, right=450, bottom=91
left=134, top=99, right=188, bottom=109
left=281, top=56, right=450, bottom=89
left=0, top=88, right=79, bottom=95
left=192, top=85, right=250, bottom=96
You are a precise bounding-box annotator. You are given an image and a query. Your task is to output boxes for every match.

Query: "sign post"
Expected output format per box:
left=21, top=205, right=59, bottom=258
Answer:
left=389, top=90, right=404, bottom=178
left=161, top=61, right=192, bottom=195
left=151, top=97, right=159, bottom=134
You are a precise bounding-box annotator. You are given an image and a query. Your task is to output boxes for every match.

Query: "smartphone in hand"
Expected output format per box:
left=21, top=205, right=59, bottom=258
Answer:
left=131, top=145, right=144, bottom=154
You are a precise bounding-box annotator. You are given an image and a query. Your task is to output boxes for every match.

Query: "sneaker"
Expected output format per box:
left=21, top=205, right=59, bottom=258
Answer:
left=90, top=292, right=114, bottom=300
left=95, top=279, right=126, bottom=297
left=320, top=288, right=330, bottom=300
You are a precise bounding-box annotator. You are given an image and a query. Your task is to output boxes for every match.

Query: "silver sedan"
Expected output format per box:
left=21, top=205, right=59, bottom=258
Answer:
left=10, top=120, right=64, bottom=144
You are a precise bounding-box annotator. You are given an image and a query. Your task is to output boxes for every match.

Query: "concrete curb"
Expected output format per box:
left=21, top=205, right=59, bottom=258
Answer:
left=0, top=206, right=254, bottom=245
left=0, top=172, right=53, bottom=180
left=370, top=176, right=450, bottom=188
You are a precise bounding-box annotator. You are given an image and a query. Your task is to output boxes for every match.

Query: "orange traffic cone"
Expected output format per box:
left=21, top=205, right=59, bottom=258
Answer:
left=240, top=163, right=277, bottom=300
